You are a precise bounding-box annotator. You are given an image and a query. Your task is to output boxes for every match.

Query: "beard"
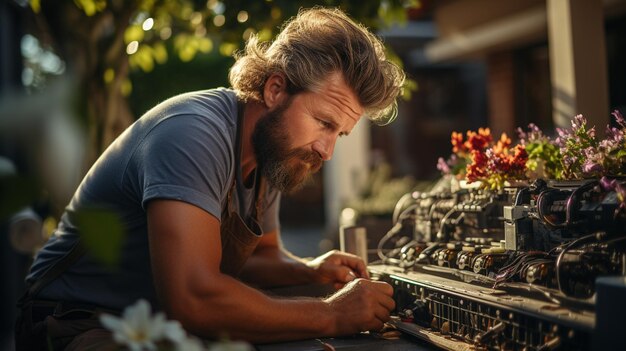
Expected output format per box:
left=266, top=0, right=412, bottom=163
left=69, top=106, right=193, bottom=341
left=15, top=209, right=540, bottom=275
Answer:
left=251, top=100, right=324, bottom=193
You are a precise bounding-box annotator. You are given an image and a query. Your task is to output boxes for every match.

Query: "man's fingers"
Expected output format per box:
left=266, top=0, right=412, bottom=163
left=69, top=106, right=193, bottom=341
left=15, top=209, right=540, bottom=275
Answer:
left=345, top=270, right=357, bottom=282
left=333, top=251, right=369, bottom=279
left=370, top=280, right=394, bottom=296
left=354, top=260, right=369, bottom=279
left=378, top=293, right=396, bottom=312
left=326, top=265, right=357, bottom=284
left=372, top=304, right=392, bottom=324
left=368, top=281, right=395, bottom=313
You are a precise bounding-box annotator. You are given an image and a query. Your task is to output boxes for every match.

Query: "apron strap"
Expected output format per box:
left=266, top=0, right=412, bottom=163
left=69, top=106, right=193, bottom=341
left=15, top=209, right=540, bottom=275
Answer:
left=19, top=240, right=86, bottom=305
left=229, top=99, right=267, bottom=227
left=254, top=176, right=266, bottom=226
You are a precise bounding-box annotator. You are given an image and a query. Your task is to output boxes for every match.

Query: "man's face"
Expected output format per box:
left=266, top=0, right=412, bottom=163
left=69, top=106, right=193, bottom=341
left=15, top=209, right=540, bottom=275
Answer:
left=252, top=99, right=323, bottom=193
left=252, top=73, right=364, bottom=193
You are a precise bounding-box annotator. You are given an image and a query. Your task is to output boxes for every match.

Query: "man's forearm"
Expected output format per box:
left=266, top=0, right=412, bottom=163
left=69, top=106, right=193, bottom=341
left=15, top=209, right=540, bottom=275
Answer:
left=168, top=272, right=336, bottom=343
left=239, top=246, right=319, bottom=288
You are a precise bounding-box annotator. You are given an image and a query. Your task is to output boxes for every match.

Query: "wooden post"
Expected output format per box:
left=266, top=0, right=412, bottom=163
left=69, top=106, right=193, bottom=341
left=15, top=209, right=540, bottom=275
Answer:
left=547, top=0, right=609, bottom=134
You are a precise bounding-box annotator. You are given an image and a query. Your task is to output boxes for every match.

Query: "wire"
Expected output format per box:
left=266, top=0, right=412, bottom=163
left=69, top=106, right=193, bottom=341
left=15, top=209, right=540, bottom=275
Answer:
left=514, top=187, right=530, bottom=206
left=537, top=180, right=599, bottom=229
left=434, top=207, right=459, bottom=241
left=377, top=204, right=419, bottom=263
left=376, top=222, right=404, bottom=263
left=536, top=189, right=566, bottom=228
left=497, top=282, right=563, bottom=305
left=564, top=180, right=598, bottom=226
left=555, top=232, right=604, bottom=295
left=392, top=192, right=415, bottom=225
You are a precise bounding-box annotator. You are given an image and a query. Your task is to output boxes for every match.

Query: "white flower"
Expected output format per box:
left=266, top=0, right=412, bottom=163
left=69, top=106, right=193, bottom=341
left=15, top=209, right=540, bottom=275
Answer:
left=176, top=336, right=207, bottom=351
left=99, top=299, right=186, bottom=351
left=207, top=340, right=254, bottom=351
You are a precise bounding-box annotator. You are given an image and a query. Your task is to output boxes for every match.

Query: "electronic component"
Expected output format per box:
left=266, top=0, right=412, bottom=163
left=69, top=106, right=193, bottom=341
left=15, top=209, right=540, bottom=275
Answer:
left=371, top=177, right=626, bottom=350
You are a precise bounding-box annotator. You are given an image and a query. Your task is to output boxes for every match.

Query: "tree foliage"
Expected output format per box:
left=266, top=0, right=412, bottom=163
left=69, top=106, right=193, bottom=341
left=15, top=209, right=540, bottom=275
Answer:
left=25, top=0, right=414, bottom=162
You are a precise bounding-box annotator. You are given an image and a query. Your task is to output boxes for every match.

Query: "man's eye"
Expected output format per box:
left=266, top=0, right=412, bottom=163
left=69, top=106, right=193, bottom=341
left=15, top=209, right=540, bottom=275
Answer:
left=318, top=119, right=331, bottom=128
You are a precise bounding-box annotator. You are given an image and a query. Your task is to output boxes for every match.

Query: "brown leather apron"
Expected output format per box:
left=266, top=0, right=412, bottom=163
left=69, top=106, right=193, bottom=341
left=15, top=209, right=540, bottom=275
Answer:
left=219, top=101, right=266, bottom=277
left=219, top=178, right=265, bottom=276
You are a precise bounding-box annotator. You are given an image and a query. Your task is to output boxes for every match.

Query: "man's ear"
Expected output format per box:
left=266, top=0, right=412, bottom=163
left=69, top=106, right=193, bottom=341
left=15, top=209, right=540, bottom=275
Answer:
left=263, top=73, right=288, bottom=109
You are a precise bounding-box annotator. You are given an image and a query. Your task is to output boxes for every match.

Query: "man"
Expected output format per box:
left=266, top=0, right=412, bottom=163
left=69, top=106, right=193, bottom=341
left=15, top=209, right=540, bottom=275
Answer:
left=16, top=7, right=405, bottom=349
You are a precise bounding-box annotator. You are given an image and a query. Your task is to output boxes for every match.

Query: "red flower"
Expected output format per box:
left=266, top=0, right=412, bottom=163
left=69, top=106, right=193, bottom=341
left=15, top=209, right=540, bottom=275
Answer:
left=465, top=128, right=493, bottom=152
left=493, top=133, right=511, bottom=154
left=467, top=149, right=489, bottom=182
left=451, top=131, right=466, bottom=154
left=509, top=145, right=528, bottom=175
left=442, top=127, right=530, bottom=189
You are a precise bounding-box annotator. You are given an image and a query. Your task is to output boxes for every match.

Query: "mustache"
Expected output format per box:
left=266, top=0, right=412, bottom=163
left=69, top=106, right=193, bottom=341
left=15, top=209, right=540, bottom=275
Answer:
left=286, top=148, right=324, bottom=171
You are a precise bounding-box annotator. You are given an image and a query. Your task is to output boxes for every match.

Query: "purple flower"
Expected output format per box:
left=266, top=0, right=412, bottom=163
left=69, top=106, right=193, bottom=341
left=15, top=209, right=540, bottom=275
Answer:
left=605, top=126, right=622, bottom=140
left=612, top=110, right=626, bottom=129
left=562, top=154, right=577, bottom=169
left=587, top=126, right=596, bottom=139
left=516, top=127, right=527, bottom=145
left=600, top=129, right=622, bottom=150
left=555, top=128, right=568, bottom=148
left=572, top=115, right=584, bottom=129
left=600, top=176, right=618, bottom=191
left=582, top=160, right=603, bottom=174
left=529, top=123, right=541, bottom=133
left=517, top=123, right=548, bottom=146
left=601, top=176, right=623, bottom=198
left=600, top=176, right=626, bottom=217
left=437, top=157, right=451, bottom=174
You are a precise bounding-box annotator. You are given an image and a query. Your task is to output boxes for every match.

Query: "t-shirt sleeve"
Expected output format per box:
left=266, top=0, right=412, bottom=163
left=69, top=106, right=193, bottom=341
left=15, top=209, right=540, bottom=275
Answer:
left=133, top=114, right=233, bottom=219
left=261, top=188, right=281, bottom=233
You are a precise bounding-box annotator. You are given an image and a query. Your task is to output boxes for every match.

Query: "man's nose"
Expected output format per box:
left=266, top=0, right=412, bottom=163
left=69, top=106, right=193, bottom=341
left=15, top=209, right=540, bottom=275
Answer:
left=312, top=138, right=335, bottom=161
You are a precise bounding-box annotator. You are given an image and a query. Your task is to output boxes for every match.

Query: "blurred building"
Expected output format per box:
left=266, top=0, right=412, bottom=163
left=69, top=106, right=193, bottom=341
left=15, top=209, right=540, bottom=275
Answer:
left=378, top=0, right=626, bottom=183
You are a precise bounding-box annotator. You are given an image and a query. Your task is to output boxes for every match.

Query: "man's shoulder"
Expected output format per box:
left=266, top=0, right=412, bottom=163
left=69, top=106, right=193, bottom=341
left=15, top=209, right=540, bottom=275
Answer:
left=170, top=87, right=237, bottom=109
left=144, top=88, right=238, bottom=127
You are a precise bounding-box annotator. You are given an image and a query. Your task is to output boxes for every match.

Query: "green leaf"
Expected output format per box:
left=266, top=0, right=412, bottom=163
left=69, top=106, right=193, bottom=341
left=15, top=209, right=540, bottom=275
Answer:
left=173, top=34, right=189, bottom=51
left=257, top=28, right=273, bottom=42
left=74, top=0, right=106, bottom=16
left=152, top=42, right=168, bottom=64
left=219, top=42, right=238, bottom=57
left=401, top=78, right=418, bottom=100
left=138, top=0, right=157, bottom=12
left=197, top=37, right=213, bottom=54
left=378, top=0, right=408, bottom=26
left=30, top=0, right=41, bottom=13
left=179, top=45, right=197, bottom=62
left=121, top=79, right=132, bottom=96
left=75, top=208, right=125, bottom=269
left=129, top=46, right=155, bottom=72
left=124, top=25, right=145, bottom=44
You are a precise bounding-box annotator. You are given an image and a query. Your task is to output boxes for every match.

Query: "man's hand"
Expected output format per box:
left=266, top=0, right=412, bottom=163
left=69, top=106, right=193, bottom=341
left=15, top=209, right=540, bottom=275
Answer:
left=307, top=250, right=370, bottom=289
left=324, top=278, right=395, bottom=335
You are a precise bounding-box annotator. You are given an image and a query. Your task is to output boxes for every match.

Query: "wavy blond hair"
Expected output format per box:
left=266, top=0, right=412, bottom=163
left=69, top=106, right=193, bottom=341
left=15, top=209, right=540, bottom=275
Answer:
left=229, top=7, right=405, bottom=125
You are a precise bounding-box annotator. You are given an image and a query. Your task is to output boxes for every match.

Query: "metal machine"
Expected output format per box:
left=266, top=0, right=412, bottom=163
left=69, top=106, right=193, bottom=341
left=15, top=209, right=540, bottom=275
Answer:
left=369, top=177, right=626, bottom=350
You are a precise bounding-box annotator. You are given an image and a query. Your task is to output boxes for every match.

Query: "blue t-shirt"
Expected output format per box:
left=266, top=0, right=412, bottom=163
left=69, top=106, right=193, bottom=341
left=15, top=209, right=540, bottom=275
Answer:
left=26, top=88, right=280, bottom=311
